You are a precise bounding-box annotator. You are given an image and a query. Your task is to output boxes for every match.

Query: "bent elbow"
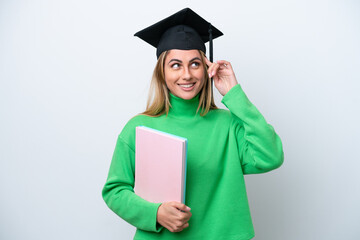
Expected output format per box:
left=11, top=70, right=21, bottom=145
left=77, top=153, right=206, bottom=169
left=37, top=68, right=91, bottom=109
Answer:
left=265, top=135, right=284, bottom=171
left=265, top=143, right=284, bottom=171
left=253, top=148, right=284, bottom=173
left=102, top=179, right=132, bottom=208
left=271, top=149, right=284, bottom=170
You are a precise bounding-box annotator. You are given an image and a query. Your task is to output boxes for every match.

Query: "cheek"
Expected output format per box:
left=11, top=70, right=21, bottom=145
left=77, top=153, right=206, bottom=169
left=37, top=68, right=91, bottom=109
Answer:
left=164, top=69, right=180, bottom=85
left=194, top=69, right=205, bottom=85
left=194, top=67, right=205, bottom=78
left=163, top=68, right=171, bottom=85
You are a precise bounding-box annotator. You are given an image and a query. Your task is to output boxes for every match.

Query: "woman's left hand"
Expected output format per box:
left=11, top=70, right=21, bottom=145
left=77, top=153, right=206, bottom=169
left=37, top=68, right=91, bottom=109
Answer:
left=205, top=58, right=238, bottom=96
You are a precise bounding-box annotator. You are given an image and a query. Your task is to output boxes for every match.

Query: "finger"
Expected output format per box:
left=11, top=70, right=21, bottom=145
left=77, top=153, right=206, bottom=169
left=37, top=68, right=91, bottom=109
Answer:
left=172, top=220, right=187, bottom=232
left=208, top=62, right=219, bottom=78
left=204, top=56, right=213, bottom=67
left=182, top=222, right=190, bottom=229
left=216, top=60, right=231, bottom=69
left=183, top=211, right=192, bottom=221
left=172, top=202, right=191, bottom=212
left=210, top=63, right=220, bottom=77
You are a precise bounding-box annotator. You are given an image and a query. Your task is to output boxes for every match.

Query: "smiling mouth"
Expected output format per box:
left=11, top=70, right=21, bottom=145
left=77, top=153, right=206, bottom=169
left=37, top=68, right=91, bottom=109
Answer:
left=178, top=83, right=195, bottom=88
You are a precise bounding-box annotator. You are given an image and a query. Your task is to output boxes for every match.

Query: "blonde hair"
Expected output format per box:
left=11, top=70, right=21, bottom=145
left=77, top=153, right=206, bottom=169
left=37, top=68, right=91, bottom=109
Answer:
left=142, top=50, right=217, bottom=117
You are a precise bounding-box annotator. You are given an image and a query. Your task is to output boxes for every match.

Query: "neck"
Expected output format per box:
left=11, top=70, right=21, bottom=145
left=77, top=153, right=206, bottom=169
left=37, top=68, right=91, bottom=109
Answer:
left=168, top=92, right=200, bottom=118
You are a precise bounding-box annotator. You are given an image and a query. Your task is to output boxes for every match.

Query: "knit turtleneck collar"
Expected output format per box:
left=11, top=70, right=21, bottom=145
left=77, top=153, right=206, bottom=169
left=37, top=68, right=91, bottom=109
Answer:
left=168, top=92, right=200, bottom=118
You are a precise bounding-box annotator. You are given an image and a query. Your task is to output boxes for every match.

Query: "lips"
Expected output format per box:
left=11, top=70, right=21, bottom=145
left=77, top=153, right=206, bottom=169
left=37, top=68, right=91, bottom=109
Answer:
left=177, top=82, right=196, bottom=92
left=178, top=83, right=195, bottom=88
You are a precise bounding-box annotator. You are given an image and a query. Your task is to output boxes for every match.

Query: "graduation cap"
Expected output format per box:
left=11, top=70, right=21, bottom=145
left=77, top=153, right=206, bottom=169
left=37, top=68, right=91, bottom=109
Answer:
left=134, top=8, right=223, bottom=62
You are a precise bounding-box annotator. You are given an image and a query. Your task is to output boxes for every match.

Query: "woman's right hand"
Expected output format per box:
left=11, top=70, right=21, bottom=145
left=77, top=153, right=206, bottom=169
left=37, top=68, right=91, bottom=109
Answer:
left=156, top=201, right=192, bottom=232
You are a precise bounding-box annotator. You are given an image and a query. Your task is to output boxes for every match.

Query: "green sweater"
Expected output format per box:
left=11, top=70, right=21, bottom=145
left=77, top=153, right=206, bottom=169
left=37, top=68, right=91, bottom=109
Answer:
left=102, top=84, right=284, bottom=240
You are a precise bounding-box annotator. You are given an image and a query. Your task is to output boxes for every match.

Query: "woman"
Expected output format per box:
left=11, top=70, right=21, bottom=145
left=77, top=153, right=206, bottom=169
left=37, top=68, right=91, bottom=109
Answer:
left=102, top=8, right=284, bottom=240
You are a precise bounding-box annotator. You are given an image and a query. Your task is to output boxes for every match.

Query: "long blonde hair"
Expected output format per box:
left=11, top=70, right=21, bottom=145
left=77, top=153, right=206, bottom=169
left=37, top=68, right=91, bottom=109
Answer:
left=142, top=50, right=217, bottom=117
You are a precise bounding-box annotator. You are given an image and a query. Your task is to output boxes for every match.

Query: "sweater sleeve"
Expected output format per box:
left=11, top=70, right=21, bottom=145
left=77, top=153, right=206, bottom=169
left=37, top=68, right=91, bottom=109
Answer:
left=221, top=84, right=284, bottom=174
left=102, top=134, right=164, bottom=232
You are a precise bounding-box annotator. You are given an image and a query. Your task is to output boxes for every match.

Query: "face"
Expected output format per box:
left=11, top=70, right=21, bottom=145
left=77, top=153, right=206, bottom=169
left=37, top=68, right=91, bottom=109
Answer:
left=164, top=49, right=205, bottom=100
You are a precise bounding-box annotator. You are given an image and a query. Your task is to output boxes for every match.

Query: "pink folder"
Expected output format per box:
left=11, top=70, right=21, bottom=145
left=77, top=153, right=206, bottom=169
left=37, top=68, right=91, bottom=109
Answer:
left=134, top=126, right=187, bottom=204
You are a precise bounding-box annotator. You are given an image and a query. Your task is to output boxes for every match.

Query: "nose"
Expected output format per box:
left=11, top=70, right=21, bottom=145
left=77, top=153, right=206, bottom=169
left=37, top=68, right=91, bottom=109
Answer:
left=182, top=66, right=191, bottom=81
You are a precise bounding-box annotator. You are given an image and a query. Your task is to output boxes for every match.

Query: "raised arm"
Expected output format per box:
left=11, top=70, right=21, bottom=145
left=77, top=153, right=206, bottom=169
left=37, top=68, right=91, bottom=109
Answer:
left=222, top=84, right=284, bottom=174
left=206, top=58, right=284, bottom=174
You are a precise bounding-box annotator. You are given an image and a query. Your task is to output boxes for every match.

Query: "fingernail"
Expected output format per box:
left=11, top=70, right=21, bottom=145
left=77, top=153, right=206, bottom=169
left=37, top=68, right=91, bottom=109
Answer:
left=212, top=71, right=215, bottom=76
left=208, top=73, right=211, bottom=78
left=186, top=206, right=191, bottom=211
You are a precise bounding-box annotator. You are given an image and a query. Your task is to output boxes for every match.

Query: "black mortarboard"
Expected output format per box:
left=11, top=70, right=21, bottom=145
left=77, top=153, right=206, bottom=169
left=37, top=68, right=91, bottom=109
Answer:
left=134, top=8, right=223, bottom=61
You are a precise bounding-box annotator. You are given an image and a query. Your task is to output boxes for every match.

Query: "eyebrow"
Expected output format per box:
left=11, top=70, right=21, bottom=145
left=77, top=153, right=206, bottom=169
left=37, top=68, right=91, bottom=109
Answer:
left=168, top=57, right=201, bottom=64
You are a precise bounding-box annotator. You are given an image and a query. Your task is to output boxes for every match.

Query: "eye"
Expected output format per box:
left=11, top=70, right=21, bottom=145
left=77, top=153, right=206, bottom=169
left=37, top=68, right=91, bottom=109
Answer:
left=191, top=62, right=200, bottom=68
left=171, top=63, right=180, bottom=69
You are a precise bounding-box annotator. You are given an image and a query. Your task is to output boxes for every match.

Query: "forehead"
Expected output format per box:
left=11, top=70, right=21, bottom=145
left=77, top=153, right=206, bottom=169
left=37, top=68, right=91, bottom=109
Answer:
left=165, top=49, right=201, bottom=62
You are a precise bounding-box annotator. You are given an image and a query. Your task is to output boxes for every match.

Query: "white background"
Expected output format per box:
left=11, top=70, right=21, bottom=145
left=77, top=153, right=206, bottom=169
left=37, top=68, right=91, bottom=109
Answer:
left=1, top=0, right=359, bottom=239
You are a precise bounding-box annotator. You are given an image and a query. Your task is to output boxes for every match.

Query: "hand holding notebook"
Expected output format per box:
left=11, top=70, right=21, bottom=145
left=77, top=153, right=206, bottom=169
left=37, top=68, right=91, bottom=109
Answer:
left=157, top=201, right=192, bottom=232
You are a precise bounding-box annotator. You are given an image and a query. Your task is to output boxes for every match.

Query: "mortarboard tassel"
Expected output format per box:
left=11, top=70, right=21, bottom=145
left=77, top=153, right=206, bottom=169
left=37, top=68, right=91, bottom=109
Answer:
left=208, top=23, right=213, bottom=62
left=208, top=23, right=214, bottom=91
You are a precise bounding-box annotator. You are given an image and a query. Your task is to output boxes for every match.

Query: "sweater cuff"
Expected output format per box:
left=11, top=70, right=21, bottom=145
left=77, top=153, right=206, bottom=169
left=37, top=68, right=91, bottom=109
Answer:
left=150, top=202, right=164, bottom=232
left=221, top=84, right=249, bottom=107
left=222, top=84, right=241, bottom=100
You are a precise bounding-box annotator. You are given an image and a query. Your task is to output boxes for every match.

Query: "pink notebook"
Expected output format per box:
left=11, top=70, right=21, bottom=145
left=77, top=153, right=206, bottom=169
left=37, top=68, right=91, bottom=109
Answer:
left=134, top=126, right=187, bottom=204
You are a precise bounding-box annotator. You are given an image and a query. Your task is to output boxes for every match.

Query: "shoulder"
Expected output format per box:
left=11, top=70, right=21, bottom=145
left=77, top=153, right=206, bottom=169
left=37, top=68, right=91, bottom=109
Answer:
left=206, top=108, right=232, bottom=120
left=206, top=108, right=243, bottom=132
left=120, top=114, right=151, bottom=137
left=118, top=114, right=160, bottom=148
left=200, top=108, right=233, bottom=129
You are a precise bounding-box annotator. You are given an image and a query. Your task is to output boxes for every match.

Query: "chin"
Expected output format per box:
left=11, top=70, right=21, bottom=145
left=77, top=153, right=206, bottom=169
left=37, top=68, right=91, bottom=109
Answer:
left=177, top=91, right=198, bottom=100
